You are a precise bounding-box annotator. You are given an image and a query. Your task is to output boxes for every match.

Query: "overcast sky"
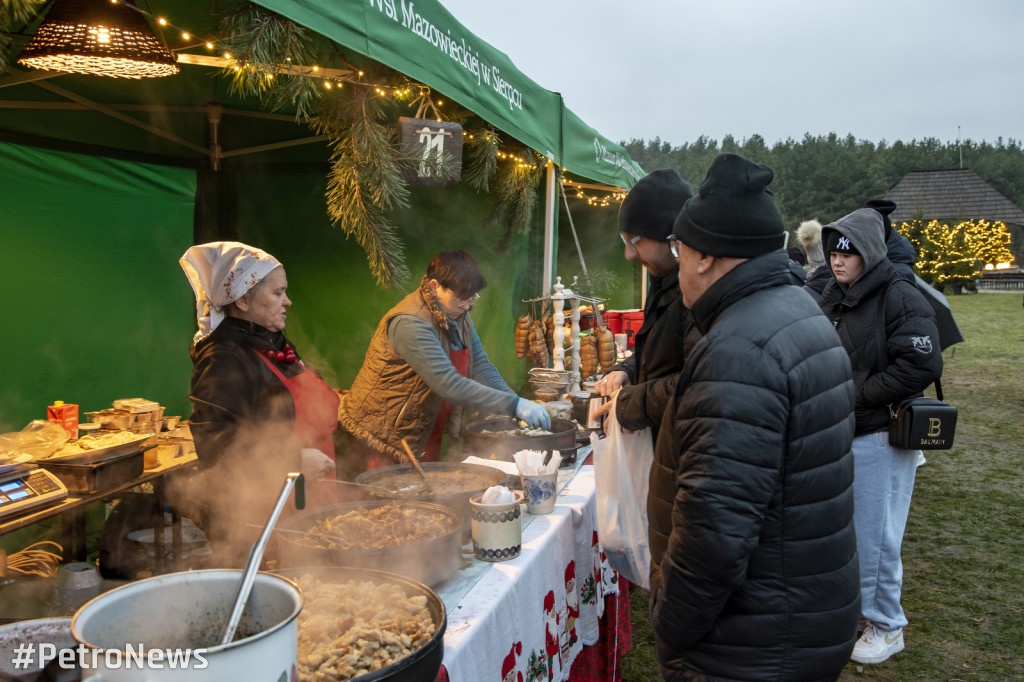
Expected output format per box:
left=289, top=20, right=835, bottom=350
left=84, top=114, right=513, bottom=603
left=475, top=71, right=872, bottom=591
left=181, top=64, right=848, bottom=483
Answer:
left=439, top=0, right=1023, bottom=149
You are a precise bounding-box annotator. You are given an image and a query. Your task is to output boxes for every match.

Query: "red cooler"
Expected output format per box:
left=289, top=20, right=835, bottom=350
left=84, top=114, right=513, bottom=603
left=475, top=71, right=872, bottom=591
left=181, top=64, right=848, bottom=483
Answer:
left=622, top=310, right=645, bottom=347
left=602, top=311, right=622, bottom=335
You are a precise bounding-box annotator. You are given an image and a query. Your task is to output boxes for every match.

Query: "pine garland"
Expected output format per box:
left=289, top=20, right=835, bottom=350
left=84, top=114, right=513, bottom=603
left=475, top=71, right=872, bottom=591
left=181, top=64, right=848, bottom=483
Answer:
left=1, top=0, right=548, bottom=287
left=313, top=84, right=413, bottom=287
left=565, top=267, right=619, bottom=301
left=462, top=127, right=501, bottom=192
left=217, top=4, right=325, bottom=120
left=489, top=147, right=543, bottom=252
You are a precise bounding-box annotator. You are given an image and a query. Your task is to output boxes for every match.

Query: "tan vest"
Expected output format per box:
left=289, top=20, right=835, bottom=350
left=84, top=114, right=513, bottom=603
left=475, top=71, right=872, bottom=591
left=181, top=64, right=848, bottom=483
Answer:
left=339, top=290, right=475, bottom=462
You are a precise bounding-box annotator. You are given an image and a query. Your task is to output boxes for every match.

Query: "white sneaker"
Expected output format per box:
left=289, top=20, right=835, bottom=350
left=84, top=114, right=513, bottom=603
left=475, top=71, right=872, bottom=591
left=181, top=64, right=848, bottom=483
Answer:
left=917, top=452, right=927, bottom=467
left=851, top=623, right=904, bottom=664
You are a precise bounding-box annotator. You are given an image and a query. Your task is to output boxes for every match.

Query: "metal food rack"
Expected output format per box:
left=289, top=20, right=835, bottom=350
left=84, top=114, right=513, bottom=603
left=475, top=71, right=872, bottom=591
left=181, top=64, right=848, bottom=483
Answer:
left=523, top=277, right=607, bottom=393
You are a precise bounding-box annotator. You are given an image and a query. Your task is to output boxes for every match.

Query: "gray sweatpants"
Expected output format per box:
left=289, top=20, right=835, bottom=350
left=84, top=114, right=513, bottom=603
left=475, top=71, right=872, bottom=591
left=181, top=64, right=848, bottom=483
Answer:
left=851, top=430, right=919, bottom=631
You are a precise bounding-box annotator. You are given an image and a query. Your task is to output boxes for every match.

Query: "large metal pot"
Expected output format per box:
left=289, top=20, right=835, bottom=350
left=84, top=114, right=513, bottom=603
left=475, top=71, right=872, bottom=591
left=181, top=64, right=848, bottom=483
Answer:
left=276, top=499, right=464, bottom=586
left=274, top=566, right=446, bottom=682
left=0, top=617, right=78, bottom=681
left=70, top=569, right=302, bottom=681
left=463, top=417, right=578, bottom=465
left=355, top=461, right=506, bottom=538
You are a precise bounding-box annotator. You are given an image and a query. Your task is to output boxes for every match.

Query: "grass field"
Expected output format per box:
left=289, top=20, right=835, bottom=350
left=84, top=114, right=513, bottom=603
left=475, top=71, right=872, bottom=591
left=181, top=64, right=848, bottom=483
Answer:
left=620, top=291, right=1024, bottom=681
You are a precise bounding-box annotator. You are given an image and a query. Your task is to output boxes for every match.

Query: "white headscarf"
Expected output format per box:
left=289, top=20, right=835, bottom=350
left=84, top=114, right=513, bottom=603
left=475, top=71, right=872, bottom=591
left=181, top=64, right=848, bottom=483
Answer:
left=180, top=241, right=282, bottom=342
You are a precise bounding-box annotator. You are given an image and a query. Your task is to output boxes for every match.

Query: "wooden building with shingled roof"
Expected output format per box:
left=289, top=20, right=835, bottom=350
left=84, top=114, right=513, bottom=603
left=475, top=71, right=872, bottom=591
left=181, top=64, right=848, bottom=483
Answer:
left=885, top=168, right=1024, bottom=226
left=885, top=168, right=1024, bottom=287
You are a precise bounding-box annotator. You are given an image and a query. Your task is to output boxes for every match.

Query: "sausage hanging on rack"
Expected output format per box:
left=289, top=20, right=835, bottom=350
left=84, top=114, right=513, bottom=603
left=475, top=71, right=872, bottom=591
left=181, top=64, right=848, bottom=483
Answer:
left=580, top=333, right=600, bottom=379
left=515, top=314, right=531, bottom=359
left=596, top=326, right=617, bottom=372
left=528, top=319, right=549, bottom=367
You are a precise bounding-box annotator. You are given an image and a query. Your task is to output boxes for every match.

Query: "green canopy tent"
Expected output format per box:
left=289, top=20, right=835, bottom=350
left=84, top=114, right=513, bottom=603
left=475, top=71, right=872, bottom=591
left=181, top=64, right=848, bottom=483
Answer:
left=0, top=0, right=643, bottom=430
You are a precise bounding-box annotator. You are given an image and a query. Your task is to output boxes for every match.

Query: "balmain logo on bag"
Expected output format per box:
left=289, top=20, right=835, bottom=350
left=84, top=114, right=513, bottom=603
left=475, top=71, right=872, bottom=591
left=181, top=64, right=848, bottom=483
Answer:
left=889, top=397, right=958, bottom=450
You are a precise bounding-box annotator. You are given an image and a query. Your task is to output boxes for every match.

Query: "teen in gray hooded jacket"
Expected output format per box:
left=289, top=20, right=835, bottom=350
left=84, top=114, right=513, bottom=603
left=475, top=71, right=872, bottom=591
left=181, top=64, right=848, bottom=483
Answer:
left=819, top=208, right=943, bottom=665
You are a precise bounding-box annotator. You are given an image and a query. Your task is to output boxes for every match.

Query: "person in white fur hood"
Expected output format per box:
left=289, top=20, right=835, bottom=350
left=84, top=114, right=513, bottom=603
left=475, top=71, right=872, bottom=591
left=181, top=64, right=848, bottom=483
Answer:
left=799, top=218, right=832, bottom=300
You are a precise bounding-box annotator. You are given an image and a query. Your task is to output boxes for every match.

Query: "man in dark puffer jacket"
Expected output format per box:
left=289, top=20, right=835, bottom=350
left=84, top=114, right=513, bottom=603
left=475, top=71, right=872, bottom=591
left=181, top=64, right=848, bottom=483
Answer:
left=595, top=169, right=698, bottom=433
left=649, top=153, right=861, bottom=681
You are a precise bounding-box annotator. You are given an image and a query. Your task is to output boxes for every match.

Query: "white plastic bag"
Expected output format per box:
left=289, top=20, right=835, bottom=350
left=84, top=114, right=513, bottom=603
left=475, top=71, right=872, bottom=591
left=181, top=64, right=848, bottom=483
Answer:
left=591, top=394, right=653, bottom=589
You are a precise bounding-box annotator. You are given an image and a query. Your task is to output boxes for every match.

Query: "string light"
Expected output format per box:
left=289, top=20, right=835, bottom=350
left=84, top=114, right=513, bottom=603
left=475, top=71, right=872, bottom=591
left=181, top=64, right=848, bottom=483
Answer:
left=102, top=0, right=599, bottom=191
left=897, top=218, right=1015, bottom=284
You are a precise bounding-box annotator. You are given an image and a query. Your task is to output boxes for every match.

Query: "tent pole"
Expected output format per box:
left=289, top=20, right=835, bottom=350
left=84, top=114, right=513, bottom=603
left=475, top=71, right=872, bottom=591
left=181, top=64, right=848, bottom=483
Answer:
left=542, top=161, right=557, bottom=296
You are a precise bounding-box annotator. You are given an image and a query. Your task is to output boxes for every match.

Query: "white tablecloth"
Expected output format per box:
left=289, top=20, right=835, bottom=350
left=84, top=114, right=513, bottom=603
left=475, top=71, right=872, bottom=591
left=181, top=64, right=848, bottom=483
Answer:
left=439, top=464, right=620, bottom=682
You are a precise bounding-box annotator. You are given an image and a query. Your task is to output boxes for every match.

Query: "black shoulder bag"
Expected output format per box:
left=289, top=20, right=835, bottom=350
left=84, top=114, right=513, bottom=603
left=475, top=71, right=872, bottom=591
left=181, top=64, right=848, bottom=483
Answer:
left=874, top=281, right=958, bottom=450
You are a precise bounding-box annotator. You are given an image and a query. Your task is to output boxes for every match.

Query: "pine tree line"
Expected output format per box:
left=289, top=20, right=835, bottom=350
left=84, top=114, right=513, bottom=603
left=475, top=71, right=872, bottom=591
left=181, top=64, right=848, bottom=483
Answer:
left=623, top=134, right=1024, bottom=262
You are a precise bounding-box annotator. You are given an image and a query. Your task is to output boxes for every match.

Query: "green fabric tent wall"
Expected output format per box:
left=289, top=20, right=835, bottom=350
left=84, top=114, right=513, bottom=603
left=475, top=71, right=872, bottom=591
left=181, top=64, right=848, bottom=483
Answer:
left=0, top=0, right=646, bottom=433
left=0, top=141, right=195, bottom=432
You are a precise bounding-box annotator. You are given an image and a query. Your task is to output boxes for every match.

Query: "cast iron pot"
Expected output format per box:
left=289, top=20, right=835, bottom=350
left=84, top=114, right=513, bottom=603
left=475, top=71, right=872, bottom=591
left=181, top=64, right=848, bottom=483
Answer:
left=354, top=461, right=506, bottom=538
left=275, top=499, right=463, bottom=587
left=274, top=566, right=446, bottom=682
left=463, top=417, right=578, bottom=466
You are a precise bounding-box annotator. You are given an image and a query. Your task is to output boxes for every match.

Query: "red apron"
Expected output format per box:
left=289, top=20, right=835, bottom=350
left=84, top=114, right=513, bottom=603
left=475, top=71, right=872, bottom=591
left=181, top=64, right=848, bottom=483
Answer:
left=258, top=354, right=340, bottom=508
left=366, top=347, right=469, bottom=469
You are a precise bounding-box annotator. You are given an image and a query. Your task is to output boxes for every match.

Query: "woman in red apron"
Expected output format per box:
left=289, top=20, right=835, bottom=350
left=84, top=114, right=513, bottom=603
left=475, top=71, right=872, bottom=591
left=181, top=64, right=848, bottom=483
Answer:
left=181, top=242, right=340, bottom=565
left=340, top=250, right=550, bottom=471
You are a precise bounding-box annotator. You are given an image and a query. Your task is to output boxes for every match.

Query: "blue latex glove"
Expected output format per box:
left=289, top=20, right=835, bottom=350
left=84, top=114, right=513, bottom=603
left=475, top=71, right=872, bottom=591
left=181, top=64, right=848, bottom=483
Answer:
left=516, top=398, right=552, bottom=430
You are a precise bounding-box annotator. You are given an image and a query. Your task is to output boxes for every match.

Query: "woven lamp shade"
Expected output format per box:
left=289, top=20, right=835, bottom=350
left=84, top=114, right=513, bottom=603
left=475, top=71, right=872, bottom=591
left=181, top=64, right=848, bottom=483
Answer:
left=17, top=0, right=180, bottom=79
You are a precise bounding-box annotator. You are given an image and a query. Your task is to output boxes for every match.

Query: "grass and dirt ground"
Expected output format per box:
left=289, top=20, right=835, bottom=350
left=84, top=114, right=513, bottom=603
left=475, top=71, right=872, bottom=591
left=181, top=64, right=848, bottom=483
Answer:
left=620, top=291, right=1024, bottom=681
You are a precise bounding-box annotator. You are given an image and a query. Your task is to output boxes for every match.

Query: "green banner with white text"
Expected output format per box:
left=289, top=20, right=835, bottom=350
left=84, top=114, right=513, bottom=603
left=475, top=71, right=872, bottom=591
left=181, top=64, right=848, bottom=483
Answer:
left=256, top=0, right=641, bottom=187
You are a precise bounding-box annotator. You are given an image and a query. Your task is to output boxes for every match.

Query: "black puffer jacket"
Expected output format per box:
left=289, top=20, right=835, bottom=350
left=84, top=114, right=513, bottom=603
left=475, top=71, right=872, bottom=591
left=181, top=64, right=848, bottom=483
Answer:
left=609, top=273, right=688, bottom=385
left=819, top=210, right=942, bottom=435
left=613, top=273, right=697, bottom=429
left=650, top=251, right=860, bottom=681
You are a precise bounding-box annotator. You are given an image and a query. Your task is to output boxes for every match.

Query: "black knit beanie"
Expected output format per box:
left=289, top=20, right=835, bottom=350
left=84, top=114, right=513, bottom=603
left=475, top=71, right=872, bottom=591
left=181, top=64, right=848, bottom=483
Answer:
left=618, top=169, right=693, bottom=241
left=864, top=199, right=896, bottom=240
left=826, top=230, right=860, bottom=256
left=672, top=153, right=785, bottom=258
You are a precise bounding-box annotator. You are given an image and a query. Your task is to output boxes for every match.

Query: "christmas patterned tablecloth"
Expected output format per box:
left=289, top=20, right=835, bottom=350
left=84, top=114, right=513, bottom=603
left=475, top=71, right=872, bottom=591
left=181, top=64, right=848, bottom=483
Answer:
left=440, top=465, right=625, bottom=682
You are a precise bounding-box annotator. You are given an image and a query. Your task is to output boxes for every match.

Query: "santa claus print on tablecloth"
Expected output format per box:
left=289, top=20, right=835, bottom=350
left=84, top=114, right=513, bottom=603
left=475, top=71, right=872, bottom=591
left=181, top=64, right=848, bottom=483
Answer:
left=501, top=641, right=523, bottom=682
left=541, top=588, right=569, bottom=680
left=564, top=561, right=579, bottom=651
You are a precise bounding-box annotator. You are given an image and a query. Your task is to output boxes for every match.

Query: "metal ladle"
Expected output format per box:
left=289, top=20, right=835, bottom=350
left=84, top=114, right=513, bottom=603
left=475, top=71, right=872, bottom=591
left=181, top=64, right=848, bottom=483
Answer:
left=220, top=471, right=304, bottom=646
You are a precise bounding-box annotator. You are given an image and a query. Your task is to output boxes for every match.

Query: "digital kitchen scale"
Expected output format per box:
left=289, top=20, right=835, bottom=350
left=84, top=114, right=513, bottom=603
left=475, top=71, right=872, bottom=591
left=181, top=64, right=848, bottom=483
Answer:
left=0, top=463, right=69, bottom=521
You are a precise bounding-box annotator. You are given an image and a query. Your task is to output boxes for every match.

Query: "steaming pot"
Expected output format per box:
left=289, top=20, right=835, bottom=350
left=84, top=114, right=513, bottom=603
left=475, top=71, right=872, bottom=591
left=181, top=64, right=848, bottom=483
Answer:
left=463, top=417, right=578, bottom=465
left=71, top=569, right=302, bottom=681
left=276, top=499, right=464, bottom=586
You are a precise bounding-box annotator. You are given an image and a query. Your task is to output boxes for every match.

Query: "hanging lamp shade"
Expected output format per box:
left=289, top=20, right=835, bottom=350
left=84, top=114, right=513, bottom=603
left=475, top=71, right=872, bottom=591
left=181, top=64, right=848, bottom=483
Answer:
left=17, top=0, right=180, bottom=78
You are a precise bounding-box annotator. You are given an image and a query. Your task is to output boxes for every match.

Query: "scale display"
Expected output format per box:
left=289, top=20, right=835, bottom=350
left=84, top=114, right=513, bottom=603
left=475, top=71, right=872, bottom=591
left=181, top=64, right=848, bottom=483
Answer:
left=0, top=465, right=69, bottom=521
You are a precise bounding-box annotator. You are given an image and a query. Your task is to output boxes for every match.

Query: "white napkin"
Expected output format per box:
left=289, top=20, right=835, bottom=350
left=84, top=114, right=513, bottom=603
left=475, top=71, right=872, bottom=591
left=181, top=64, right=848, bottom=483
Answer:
left=461, top=455, right=519, bottom=476
left=481, top=485, right=516, bottom=504
left=513, top=449, right=562, bottom=475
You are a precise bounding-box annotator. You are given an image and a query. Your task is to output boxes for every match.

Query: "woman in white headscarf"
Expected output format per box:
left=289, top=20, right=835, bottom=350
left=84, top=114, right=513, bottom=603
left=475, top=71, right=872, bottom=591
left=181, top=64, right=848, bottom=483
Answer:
left=179, top=242, right=338, bottom=564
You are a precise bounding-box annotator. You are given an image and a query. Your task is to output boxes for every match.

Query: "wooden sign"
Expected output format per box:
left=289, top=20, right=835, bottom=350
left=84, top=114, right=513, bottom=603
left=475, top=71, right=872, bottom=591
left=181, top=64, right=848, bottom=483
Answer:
left=398, top=116, right=463, bottom=187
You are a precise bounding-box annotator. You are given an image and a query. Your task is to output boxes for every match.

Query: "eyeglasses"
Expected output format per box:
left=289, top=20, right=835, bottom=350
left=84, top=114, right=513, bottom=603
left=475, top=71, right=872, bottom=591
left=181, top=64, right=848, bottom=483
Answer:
left=620, top=233, right=642, bottom=251
left=667, top=234, right=681, bottom=258
left=453, top=291, right=481, bottom=305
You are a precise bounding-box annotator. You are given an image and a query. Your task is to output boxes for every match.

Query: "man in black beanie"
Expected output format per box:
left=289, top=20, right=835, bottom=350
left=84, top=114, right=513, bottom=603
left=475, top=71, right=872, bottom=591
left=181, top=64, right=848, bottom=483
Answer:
left=864, top=198, right=917, bottom=282
left=646, top=153, right=861, bottom=680
left=594, top=169, right=696, bottom=434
